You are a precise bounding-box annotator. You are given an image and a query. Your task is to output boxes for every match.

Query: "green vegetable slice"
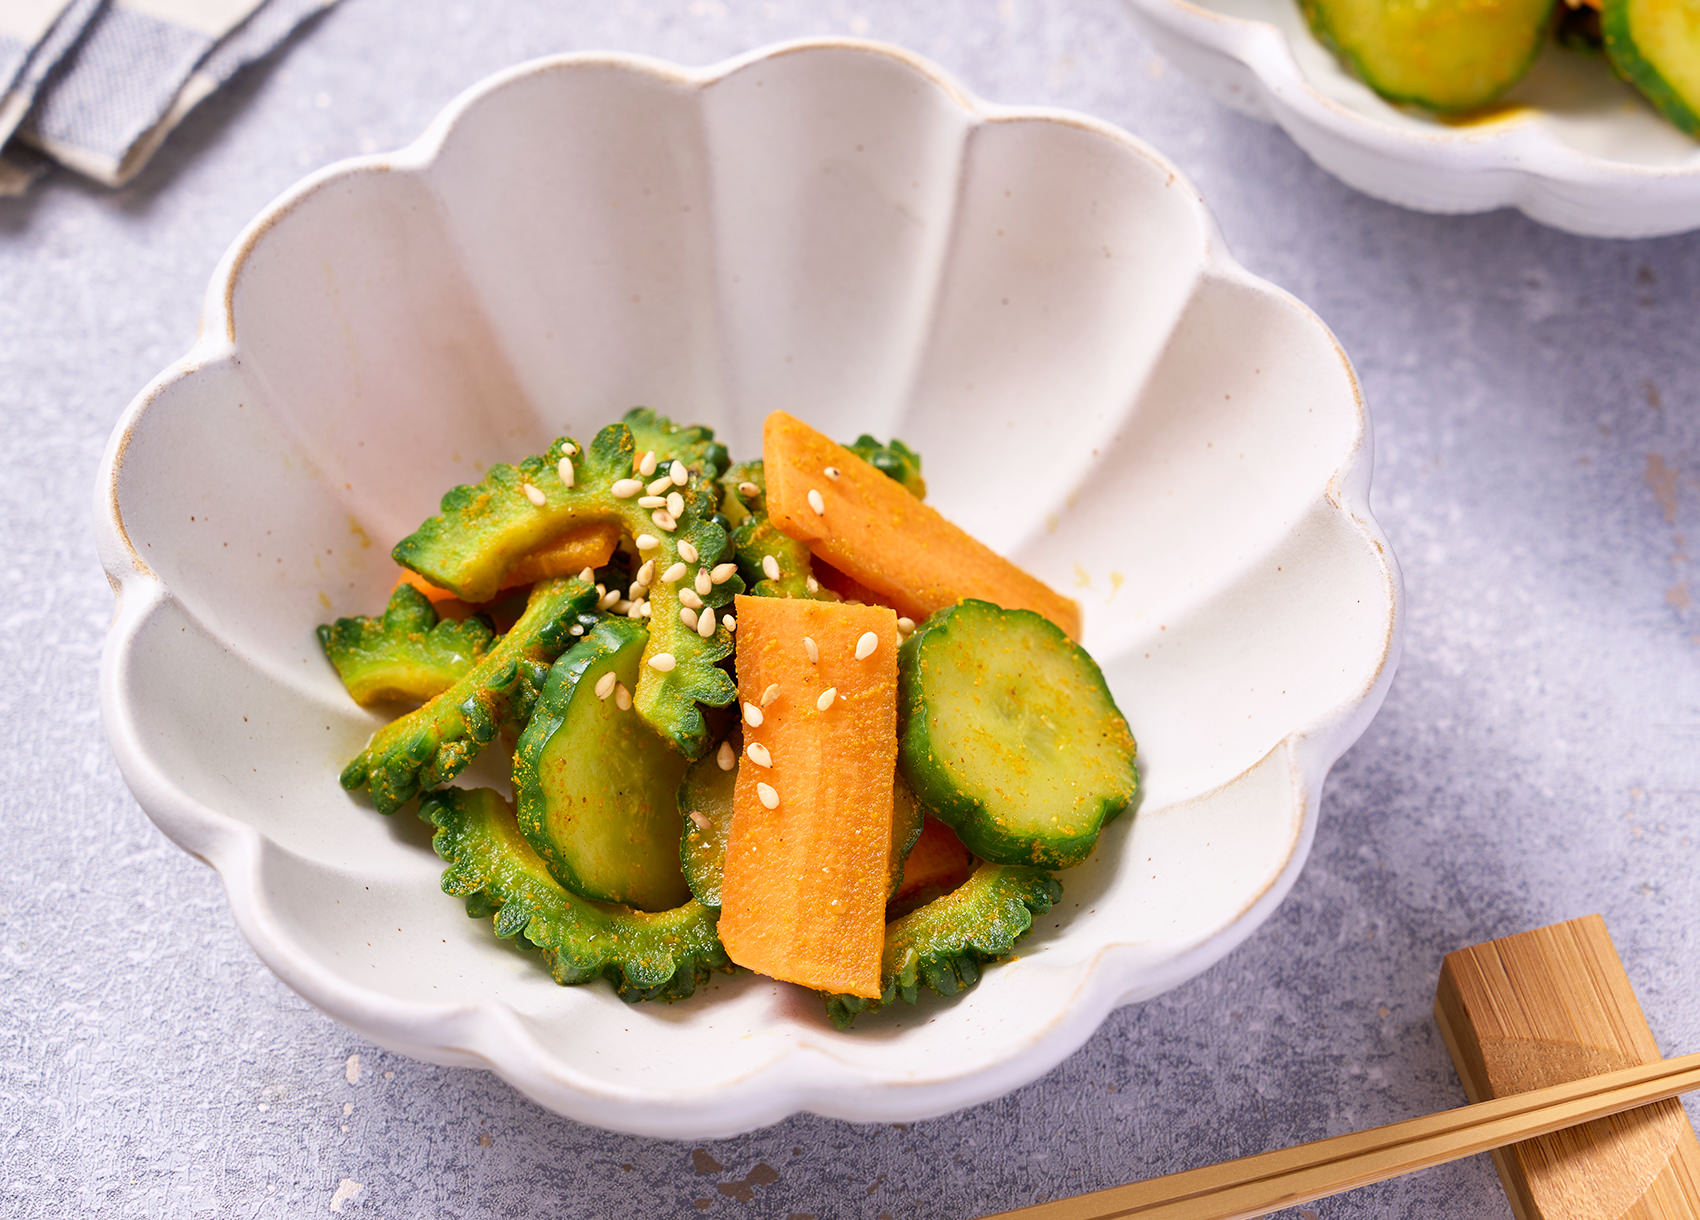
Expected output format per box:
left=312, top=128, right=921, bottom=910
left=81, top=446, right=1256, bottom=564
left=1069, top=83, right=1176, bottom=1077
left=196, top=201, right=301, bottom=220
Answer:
left=423, top=788, right=730, bottom=1003
left=897, top=600, right=1138, bottom=869
left=1604, top=0, right=1700, bottom=135
left=678, top=746, right=737, bottom=909
left=392, top=417, right=744, bottom=758
left=846, top=434, right=926, bottom=499
left=339, top=576, right=596, bottom=813
left=824, top=863, right=1061, bottom=1028
left=1301, top=0, right=1556, bottom=111
left=678, top=750, right=927, bottom=910
left=513, top=618, right=692, bottom=911
left=317, top=583, right=494, bottom=707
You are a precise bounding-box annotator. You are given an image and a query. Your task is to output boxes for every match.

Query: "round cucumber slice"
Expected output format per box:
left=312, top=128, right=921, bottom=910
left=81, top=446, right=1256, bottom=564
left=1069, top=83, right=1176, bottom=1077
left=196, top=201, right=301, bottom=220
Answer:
left=897, top=600, right=1139, bottom=870
left=1302, top=0, right=1557, bottom=111
left=1604, top=0, right=1700, bottom=135
left=514, top=617, right=691, bottom=912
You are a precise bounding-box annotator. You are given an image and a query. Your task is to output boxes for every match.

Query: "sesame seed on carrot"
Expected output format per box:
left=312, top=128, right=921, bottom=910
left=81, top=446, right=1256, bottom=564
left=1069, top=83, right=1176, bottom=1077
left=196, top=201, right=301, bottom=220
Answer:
left=756, top=782, right=779, bottom=809
left=746, top=742, right=773, bottom=769
left=855, top=631, right=878, bottom=660
left=807, top=488, right=825, bottom=515
left=816, top=687, right=837, bottom=711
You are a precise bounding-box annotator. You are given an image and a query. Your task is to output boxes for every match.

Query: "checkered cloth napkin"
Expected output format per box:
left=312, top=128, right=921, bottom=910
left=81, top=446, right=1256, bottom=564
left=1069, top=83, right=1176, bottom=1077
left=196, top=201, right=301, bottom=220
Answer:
left=0, top=0, right=337, bottom=195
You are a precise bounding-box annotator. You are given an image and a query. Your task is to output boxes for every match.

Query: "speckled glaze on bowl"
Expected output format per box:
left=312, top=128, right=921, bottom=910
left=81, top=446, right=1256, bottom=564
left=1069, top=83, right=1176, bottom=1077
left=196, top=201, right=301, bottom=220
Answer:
left=95, top=39, right=1401, bottom=1138
left=1123, top=0, right=1700, bottom=237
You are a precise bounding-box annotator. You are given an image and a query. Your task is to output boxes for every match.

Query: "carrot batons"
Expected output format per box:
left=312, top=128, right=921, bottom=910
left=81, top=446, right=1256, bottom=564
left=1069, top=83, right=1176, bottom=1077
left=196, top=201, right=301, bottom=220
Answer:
left=891, top=816, right=976, bottom=915
left=394, top=521, right=620, bottom=607
left=762, top=410, right=1081, bottom=639
left=717, top=595, right=900, bottom=999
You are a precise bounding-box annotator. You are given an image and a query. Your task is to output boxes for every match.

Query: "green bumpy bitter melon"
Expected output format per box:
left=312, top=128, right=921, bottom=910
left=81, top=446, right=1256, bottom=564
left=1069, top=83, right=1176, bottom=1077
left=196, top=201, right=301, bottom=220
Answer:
left=824, top=863, right=1061, bottom=1028
left=339, top=576, right=598, bottom=813
left=391, top=416, right=744, bottom=758
left=847, top=435, right=926, bottom=499
left=423, top=787, right=731, bottom=1002
left=317, top=584, right=495, bottom=707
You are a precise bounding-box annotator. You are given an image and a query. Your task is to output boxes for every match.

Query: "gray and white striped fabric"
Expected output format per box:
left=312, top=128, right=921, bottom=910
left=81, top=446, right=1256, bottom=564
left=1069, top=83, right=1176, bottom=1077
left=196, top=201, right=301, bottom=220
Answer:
left=0, top=0, right=337, bottom=194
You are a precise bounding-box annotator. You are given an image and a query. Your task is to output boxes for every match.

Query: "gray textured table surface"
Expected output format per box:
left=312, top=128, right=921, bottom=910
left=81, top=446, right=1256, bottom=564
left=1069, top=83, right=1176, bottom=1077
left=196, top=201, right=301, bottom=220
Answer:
left=4, top=1, right=1698, bottom=1217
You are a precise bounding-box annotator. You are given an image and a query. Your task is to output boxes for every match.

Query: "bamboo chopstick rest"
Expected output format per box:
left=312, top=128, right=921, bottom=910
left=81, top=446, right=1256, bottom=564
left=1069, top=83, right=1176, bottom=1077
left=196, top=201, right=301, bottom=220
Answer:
left=1435, top=914, right=1700, bottom=1218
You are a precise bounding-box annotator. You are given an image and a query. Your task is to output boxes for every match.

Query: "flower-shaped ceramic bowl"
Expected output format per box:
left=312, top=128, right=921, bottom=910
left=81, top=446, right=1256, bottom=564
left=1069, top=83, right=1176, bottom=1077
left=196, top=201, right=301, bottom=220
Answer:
left=96, top=40, right=1401, bottom=1138
left=1124, top=0, right=1700, bottom=237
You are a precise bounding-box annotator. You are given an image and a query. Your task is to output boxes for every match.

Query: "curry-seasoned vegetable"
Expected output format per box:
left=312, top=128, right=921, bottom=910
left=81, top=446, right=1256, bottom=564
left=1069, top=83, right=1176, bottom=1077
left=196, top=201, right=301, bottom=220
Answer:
left=1604, top=0, right=1700, bottom=136
left=423, top=787, right=731, bottom=1002
left=846, top=434, right=926, bottom=499
left=513, top=618, right=691, bottom=911
left=720, top=460, right=827, bottom=600
left=679, top=751, right=925, bottom=910
left=621, top=407, right=730, bottom=515
left=1300, top=0, right=1555, bottom=111
left=824, top=863, right=1061, bottom=1027
left=339, top=576, right=597, bottom=813
left=392, top=418, right=743, bottom=758
left=897, top=600, right=1138, bottom=869
left=317, top=583, right=494, bottom=707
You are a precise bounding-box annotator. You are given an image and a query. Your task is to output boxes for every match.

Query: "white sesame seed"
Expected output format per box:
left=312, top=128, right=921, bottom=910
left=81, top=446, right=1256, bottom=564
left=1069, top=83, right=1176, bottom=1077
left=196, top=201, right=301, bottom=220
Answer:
left=697, top=606, right=716, bottom=637
left=578, top=567, right=596, bottom=584
left=855, top=631, right=878, bottom=660
left=652, top=509, right=677, bottom=531
left=647, top=475, right=673, bottom=497
left=595, top=672, right=617, bottom=699
left=723, top=614, right=736, bottom=633
left=711, top=562, right=737, bottom=584
left=670, top=461, right=688, bottom=486
left=626, top=601, right=645, bottom=620
left=558, top=457, right=575, bottom=487
left=569, top=624, right=585, bottom=636
left=803, top=636, right=818, bottom=664
left=637, top=560, right=656, bottom=585
left=562, top=442, right=577, bottom=456
left=695, top=568, right=712, bottom=596
left=680, top=606, right=699, bottom=630
left=807, top=488, right=826, bottom=515
left=638, top=495, right=667, bottom=508
left=667, top=491, right=685, bottom=518
left=716, top=741, right=736, bottom=771
left=627, top=581, right=646, bottom=601
left=688, top=809, right=710, bottom=830
left=648, top=652, right=677, bottom=672
left=760, top=683, right=780, bottom=707
left=637, top=450, right=658, bottom=477
left=639, top=601, right=651, bottom=618
left=743, top=702, right=763, bottom=727
left=613, top=598, right=632, bottom=615
left=522, top=482, right=546, bottom=507
left=662, top=561, right=687, bottom=584
left=897, top=616, right=916, bottom=633
left=738, top=481, right=760, bottom=498
left=824, top=466, right=840, bottom=480
left=678, top=588, right=703, bottom=610
left=597, top=589, right=621, bottom=611
left=756, top=782, right=779, bottom=809
left=816, top=687, right=837, bottom=711
left=611, top=478, right=643, bottom=498
left=635, top=534, right=659, bottom=552
left=678, top=540, right=699, bottom=564
left=746, top=742, right=773, bottom=769
left=615, top=683, right=631, bottom=711
left=762, top=555, right=781, bottom=581
left=805, top=576, right=820, bottom=594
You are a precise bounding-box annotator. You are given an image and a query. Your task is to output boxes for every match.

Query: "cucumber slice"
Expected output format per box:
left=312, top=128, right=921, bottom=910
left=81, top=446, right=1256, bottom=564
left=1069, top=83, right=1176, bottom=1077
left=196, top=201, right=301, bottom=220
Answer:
left=1604, top=0, right=1700, bottom=135
left=897, top=600, right=1138, bottom=870
left=1302, top=0, right=1556, bottom=111
left=679, top=752, right=928, bottom=909
left=513, top=618, right=691, bottom=912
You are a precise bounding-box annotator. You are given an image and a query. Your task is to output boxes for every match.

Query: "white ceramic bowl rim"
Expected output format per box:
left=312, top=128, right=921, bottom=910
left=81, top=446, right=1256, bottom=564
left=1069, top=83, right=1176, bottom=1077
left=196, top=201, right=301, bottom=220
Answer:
left=95, top=38, right=1403, bottom=1138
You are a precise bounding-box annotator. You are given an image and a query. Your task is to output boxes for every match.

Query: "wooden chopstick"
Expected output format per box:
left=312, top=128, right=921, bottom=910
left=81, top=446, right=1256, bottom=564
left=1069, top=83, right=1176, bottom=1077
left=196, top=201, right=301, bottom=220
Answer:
left=979, top=1050, right=1700, bottom=1220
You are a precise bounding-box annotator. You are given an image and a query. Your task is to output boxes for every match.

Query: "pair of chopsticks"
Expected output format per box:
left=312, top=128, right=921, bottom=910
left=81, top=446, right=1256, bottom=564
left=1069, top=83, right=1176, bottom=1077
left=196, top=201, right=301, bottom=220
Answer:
left=981, top=1051, right=1700, bottom=1219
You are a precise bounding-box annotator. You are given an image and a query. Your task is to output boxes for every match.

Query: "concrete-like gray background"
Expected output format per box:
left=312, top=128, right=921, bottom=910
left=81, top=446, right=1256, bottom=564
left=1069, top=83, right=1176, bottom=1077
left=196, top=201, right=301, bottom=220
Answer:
left=3, top=1, right=1697, bottom=1216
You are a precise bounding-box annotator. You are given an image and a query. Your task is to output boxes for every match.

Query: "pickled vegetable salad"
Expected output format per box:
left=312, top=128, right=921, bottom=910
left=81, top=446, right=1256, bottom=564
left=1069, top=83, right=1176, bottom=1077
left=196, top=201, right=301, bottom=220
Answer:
left=319, top=409, right=1139, bottom=1026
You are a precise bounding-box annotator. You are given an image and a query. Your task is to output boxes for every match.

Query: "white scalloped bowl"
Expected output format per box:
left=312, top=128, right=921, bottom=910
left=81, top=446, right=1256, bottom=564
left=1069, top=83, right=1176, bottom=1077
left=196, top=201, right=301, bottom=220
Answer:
left=96, top=40, right=1400, bottom=1138
left=1124, top=0, right=1700, bottom=236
